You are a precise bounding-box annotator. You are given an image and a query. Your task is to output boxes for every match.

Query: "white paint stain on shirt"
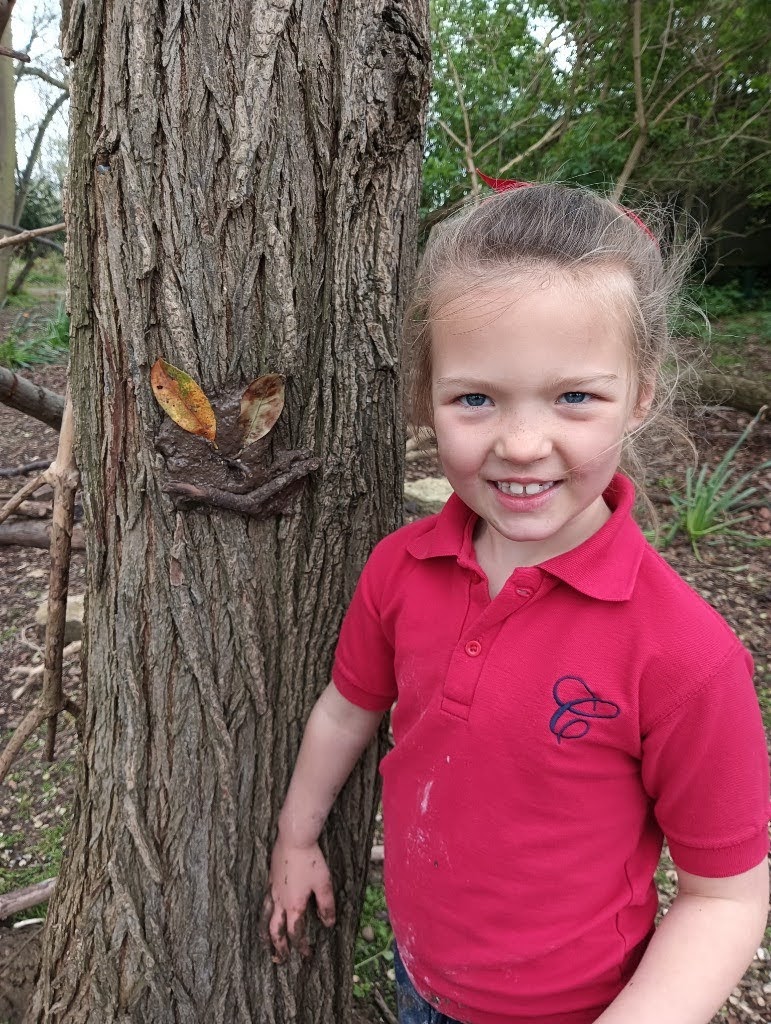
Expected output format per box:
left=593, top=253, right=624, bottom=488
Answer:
left=420, top=779, right=434, bottom=814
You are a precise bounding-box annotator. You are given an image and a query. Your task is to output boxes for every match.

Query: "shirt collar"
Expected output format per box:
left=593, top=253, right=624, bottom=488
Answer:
left=405, top=473, right=647, bottom=602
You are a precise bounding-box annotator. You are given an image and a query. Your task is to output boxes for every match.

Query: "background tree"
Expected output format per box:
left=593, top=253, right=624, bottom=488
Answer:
left=425, top=0, right=770, bottom=253
left=0, top=9, right=17, bottom=302
left=28, top=2, right=430, bottom=1023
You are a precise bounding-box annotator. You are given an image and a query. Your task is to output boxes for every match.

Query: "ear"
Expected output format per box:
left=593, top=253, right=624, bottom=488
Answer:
left=629, top=381, right=655, bottom=431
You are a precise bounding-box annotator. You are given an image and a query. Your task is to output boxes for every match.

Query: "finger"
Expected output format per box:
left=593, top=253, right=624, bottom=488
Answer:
left=314, top=877, right=336, bottom=928
left=258, top=892, right=274, bottom=946
left=288, top=911, right=312, bottom=958
left=269, top=904, right=289, bottom=964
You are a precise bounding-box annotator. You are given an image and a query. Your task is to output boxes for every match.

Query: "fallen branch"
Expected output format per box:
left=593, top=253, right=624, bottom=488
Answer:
left=0, top=877, right=57, bottom=920
left=406, top=446, right=437, bottom=463
left=0, top=459, right=52, bottom=478
left=6, top=498, right=50, bottom=518
left=0, top=221, right=66, bottom=249
left=11, top=641, right=81, bottom=680
left=0, top=520, right=84, bottom=549
left=696, top=372, right=768, bottom=415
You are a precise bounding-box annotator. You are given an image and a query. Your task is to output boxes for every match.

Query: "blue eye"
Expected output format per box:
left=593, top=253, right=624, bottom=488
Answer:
left=459, top=393, right=490, bottom=408
left=559, top=392, right=590, bottom=405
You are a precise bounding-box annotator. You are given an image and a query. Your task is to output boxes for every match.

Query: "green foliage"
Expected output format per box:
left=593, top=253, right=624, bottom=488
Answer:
left=353, top=884, right=394, bottom=1001
left=0, top=304, right=70, bottom=368
left=18, top=176, right=64, bottom=235
left=698, top=283, right=771, bottom=322
left=425, top=0, right=770, bottom=234
left=667, top=408, right=771, bottom=556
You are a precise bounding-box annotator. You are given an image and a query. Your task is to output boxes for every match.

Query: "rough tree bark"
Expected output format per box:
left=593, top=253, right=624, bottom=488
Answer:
left=29, top=2, right=430, bottom=1023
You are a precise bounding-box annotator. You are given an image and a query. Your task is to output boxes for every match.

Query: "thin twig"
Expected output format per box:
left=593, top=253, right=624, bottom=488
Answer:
left=373, top=985, right=398, bottom=1024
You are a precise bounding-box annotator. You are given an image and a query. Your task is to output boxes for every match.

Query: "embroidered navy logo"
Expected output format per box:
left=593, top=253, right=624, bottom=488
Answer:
left=549, top=675, right=620, bottom=742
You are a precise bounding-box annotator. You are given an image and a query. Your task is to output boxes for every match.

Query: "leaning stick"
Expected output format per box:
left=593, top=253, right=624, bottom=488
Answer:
left=0, top=222, right=65, bottom=249
left=0, top=471, right=50, bottom=524
left=41, top=389, right=79, bottom=761
left=0, top=704, right=48, bottom=785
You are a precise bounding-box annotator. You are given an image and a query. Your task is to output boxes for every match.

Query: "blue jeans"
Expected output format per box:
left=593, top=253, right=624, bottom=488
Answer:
left=393, top=945, right=464, bottom=1024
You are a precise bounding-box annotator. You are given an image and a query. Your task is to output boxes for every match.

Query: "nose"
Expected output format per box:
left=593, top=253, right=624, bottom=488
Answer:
left=492, top=411, right=552, bottom=465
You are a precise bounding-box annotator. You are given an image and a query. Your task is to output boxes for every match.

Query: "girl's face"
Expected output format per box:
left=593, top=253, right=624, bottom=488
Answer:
left=430, top=274, right=651, bottom=568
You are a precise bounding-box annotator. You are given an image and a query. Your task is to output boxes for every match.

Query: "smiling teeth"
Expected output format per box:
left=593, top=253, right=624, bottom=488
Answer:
left=496, top=481, right=555, bottom=496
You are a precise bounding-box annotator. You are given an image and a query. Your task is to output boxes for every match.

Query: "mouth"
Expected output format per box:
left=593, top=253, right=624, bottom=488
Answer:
left=494, top=480, right=558, bottom=497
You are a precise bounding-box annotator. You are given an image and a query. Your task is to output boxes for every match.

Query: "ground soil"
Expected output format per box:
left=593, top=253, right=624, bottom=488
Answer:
left=1, top=361, right=769, bottom=1024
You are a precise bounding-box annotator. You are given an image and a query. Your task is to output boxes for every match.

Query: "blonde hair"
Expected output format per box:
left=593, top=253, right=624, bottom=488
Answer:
left=405, top=183, right=697, bottom=507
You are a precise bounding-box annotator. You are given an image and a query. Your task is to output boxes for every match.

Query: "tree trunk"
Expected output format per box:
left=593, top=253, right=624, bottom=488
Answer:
left=29, top=3, right=430, bottom=1023
left=0, top=17, right=16, bottom=303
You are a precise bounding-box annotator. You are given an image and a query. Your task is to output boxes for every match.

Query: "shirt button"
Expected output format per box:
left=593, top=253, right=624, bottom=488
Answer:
left=465, top=640, right=482, bottom=657
left=515, top=587, right=533, bottom=598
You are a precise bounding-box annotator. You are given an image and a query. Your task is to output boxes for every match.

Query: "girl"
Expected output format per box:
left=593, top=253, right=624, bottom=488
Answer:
left=261, top=183, right=769, bottom=1023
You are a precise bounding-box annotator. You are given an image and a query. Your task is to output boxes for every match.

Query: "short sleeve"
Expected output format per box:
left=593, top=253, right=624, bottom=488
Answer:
left=332, top=545, right=398, bottom=713
left=641, top=644, right=770, bottom=877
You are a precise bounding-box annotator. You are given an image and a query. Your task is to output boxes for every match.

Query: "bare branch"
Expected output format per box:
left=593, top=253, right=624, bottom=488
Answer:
left=15, top=91, right=70, bottom=222
left=17, top=65, right=69, bottom=91
left=497, top=117, right=566, bottom=175
left=0, top=222, right=66, bottom=249
left=437, top=119, right=466, bottom=151
left=0, top=43, right=28, bottom=61
left=444, top=46, right=478, bottom=192
left=645, top=0, right=675, bottom=103
left=613, top=0, right=647, bottom=201
left=0, top=222, right=63, bottom=253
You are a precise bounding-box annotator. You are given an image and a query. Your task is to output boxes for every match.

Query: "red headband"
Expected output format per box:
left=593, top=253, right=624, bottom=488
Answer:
left=476, top=169, right=658, bottom=246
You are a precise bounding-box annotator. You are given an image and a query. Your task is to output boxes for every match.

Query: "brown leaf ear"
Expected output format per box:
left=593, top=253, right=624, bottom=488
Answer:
left=238, top=374, right=285, bottom=448
left=151, top=359, right=217, bottom=445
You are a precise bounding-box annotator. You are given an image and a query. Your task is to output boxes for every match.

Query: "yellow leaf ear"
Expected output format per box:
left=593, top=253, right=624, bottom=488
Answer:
left=151, top=359, right=217, bottom=445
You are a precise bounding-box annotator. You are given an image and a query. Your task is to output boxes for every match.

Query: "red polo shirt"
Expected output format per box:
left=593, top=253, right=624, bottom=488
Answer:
left=332, top=474, right=769, bottom=1024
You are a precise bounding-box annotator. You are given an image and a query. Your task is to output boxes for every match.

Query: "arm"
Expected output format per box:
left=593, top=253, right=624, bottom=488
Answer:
left=594, top=859, right=769, bottom=1024
left=260, top=681, right=385, bottom=961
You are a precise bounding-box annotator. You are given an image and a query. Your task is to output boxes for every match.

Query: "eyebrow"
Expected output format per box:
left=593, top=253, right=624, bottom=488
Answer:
left=434, top=377, right=493, bottom=392
left=434, top=373, right=620, bottom=392
left=548, top=374, right=620, bottom=389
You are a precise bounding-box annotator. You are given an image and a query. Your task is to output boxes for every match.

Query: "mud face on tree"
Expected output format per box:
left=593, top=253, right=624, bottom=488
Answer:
left=155, top=382, right=320, bottom=519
